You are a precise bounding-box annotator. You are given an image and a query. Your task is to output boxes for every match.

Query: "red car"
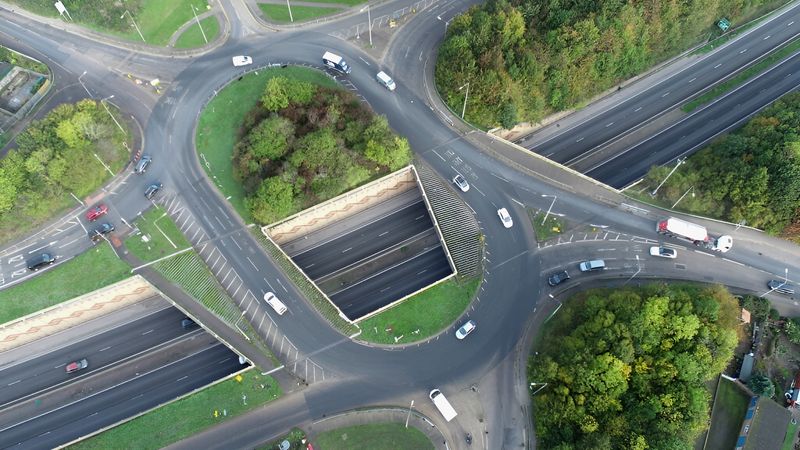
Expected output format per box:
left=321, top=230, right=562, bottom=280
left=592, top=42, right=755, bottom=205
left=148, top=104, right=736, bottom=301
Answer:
left=85, top=204, right=108, bottom=222
left=65, top=358, right=88, bottom=373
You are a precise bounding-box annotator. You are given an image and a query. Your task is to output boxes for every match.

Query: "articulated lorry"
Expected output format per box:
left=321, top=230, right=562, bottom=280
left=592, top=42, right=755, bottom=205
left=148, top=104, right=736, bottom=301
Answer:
left=656, top=217, right=733, bottom=252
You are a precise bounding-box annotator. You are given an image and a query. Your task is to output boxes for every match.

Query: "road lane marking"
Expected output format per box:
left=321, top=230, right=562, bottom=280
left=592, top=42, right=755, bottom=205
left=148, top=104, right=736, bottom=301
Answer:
left=379, top=231, right=388, bottom=237
left=247, top=256, right=258, bottom=271
left=789, top=21, right=795, bottom=26
left=342, top=247, right=352, bottom=253
left=511, top=198, right=524, bottom=206
left=661, top=92, right=670, bottom=97
left=7, top=380, right=20, bottom=386
left=688, top=77, right=696, bottom=83
left=739, top=48, right=748, bottom=54
left=634, top=106, right=642, bottom=112
left=58, top=237, right=81, bottom=249
left=764, top=35, right=771, bottom=39
left=713, top=63, right=722, bottom=69
left=605, top=122, right=614, bottom=127
left=142, top=329, right=153, bottom=335
left=177, top=376, right=188, bottom=382
left=99, top=346, right=111, bottom=352
left=575, top=137, right=584, bottom=142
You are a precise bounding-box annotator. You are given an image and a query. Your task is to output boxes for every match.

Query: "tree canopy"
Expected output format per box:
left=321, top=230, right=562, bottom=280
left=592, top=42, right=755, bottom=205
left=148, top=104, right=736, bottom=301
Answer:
left=436, top=0, right=772, bottom=128
left=530, top=284, right=739, bottom=449
left=233, top=76, right=411, bottom=224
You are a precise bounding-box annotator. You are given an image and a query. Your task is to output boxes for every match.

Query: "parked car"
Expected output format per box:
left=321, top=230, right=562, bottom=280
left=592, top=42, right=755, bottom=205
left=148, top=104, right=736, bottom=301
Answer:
left=649, top=246, right=677, bottom=258
left=768, top=279, right=795, bottom=295
left=455, top=320, right=476, bottom=340
left=547, top=270, right=570, bottom=286
left=85, top=204, right=108, bottom=221
left=579, top=260, right=606, bottom=272
left=264, top=292, right=288, bottom=315
left=453, top=174, right=470, bottom=192
left=88, top=222, right=115, bottom=242
left=26, top=253, right=56, bottom=271
left=134, top=154, right=152, bottom=174
left=65, top=358, right=88, bottom=373
left=497, top=208, right=513, bottom=228
left=144, top=182, right=162, bottom=199
left=232, top=55, right=253, bottom=67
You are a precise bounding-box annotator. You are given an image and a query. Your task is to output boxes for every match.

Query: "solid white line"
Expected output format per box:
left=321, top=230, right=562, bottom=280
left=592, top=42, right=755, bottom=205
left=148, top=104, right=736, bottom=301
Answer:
left=247, top=256, right=258, bottom=271
left=722, top=258, right=745, bottom=266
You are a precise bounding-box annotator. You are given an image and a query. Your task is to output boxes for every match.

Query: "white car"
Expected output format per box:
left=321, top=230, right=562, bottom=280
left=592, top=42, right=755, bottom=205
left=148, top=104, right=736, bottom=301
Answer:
left=232, top=55, right=253, bottom=67
left=497, top=208, right=513, bottom=228
left=455, top=320, right=476, bottom=340
left=264, top=292, right=288, bottom=315
left=453, top=174, right=469, bottom=192
left=649, top=246, right=677, bottom=258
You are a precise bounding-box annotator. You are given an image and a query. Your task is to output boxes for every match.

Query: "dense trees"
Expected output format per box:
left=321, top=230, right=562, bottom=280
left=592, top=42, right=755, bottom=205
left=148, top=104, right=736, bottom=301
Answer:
left=0, top=99, right=128, bottom=240
left=233, top=77, right=411, bottom=224
left=530, top=284, right=739, bottom=449
left=646, top=92, right=800, bottom=237
left=436, top=0, right=773, bottom=128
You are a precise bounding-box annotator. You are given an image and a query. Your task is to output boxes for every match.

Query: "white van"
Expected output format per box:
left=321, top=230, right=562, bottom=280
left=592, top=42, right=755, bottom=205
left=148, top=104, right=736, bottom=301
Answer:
left=429, top=389, right=457, bottom=422
left=322, top=51, right=351, bottom=74
left=264, top=292, right=288, bottom=315
left=376, top=71, right=396, bottom=91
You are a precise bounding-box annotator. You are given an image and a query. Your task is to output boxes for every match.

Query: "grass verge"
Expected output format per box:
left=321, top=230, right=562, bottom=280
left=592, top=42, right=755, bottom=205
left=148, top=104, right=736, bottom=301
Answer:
left=314, top=423, right=435, bottom=450
left=256, top=428, right=307, bottom=450
left=782, top=418, right=799, bottom=450
left=258, top=4, right=340, bottom=23
left=71, top=369, right=281, bottom=450
left=683, top=37, right=800, bottom=112
left=195, top=66, right=336, bottom=221
left=530, top=211, right=566, bottom=241
left=358, top=277, right=480, bottom=344
left=705, top=378, right=749, bottom=450
left=174, top=15, right=220, bottom=48
left=0, top=244, right=129, bottom=324
left=126, top=207, right=192, bottom=263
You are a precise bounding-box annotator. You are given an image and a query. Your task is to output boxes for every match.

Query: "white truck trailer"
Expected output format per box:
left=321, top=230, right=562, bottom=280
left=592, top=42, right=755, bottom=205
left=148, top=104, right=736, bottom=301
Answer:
left=429, top=389, right=457, bottom=422
left=656, top=217, right=732, bottom=252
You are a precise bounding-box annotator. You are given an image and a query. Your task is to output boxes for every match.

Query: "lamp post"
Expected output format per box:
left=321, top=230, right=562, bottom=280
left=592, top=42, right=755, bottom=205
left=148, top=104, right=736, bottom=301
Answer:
left=190, top=4, right=208, bottom=44
left=436, top=15, right=452, bottom=34
left=541, top=194, right=557, bottom=226
left=77, top=70, right=91, bottom=97
left=623, top=255, right=641, bottom=286
left=651, top=158, right=685, bottom=197
left=286, top=0, right=294, bottom=22
left=360, top=5, right=372, bottom=47
left=671, top=185, right=694, bottom=209
left=121, top=10, right=146, bottom=43
left=100, top=95, right=125, bottom=134
left=760, top=268, right=789, bottom=297
left=459, top=82, right=470, bottom=119
left=405, top=400, right=414, bottom=428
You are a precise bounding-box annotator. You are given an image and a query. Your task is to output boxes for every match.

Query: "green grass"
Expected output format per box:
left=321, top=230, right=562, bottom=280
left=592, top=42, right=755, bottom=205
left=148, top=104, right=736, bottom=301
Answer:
left=256, top=428, right=306, bottom=450
left=705, top=378, right=750, bottom=450
left=683, top=37, right=800, bottom=112
left=72, top=369, right=281, bottom=450
left=782, top=418, right=798, bottom=450
left=195, top=67, right=336, bottom=221
left=358, top=277, right=480, bottom=344
left=258, top=4, right=341, bottom=23
left=0, top=244, right=130, bottom=324
left=174, top=15, right=220, bottom=48
left=530, top=211, right=566, bottom=241
left=125, top=207, right=192, bottom=263
left=293, top=0, right=365, bottom=5
left=114, top=0, right=211, bottom=46
left=314, top=423, right=434, bottom=450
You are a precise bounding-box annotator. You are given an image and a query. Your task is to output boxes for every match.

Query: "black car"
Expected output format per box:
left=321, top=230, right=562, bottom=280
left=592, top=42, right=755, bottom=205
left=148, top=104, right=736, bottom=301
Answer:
left=181, top=317, right=197, bottom=329
left=768, top=279, right=795, bottom=295
left=88, top=222, right=115, bottom=242
left=144, top=182, right=162, bottom=200
left=547, top=270, right=570, bottom=286
left=27, top=253, right=56, bottom=271
left=134, top=154, right=152, bottom=174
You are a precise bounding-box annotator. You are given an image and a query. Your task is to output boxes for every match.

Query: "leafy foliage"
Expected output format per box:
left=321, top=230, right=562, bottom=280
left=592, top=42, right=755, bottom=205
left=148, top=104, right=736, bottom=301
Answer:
left=530, top=284, right=739, bottom=449
left=646, top=92, right=800, bottom=236
left=784, top=318, right=800, bottom=345
left=747, top=373, right=775, bottom=398
left=436, top=0, right=773, bottom=128
left=0, top=100, right=128, bottom=242
left=738, top=296, right=771, bottom=324
left=233, top=77, right=411, bottom=222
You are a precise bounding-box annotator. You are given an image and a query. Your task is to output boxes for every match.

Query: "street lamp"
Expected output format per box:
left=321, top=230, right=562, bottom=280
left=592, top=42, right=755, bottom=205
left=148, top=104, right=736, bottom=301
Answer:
left=77, top=70, right=91, bottom=97
left=651, top=158, right=685, bottom=197
left=530, top=382, right=548, bottom=396
left=121, top=10, right=146, bottom=43
left=671, top=185, right=694, bottom=209
left=761, top=268, right=789, bottom=297
left=540, top=194, right=557, bottom=226
left=459, top=82, right=470, bottom=119
left=285, top=0, right=294, bottom=23
left=100, top=95, right=125, bottom=134
left=190, top=4, right=208, bottom=44
left=623, top=255, right=641, bottom=286
left=360, top=5, right=372, bottom=47
left=436, top=15, right=452, bottom=34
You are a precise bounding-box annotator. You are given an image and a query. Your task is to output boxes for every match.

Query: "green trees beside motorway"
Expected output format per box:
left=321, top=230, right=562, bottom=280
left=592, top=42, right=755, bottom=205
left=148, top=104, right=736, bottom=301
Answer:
left=645, top=92, right=800, bottom=237
left=234, top=76, right=411, bottom=224
left=435, top=0, right=772, bottom=128
left=530, top=284, right=739, bottom=449
left=0, top=99, right=128, bottom=241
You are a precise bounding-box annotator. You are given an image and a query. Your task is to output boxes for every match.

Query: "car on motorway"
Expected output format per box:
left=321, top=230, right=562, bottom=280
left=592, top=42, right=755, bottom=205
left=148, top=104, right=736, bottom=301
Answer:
left=232, top=55, right=252, bottom=67
left=579, top=259, right=606, bottom=272
left=144, top=182, right=163, bottom=199
left=85, top=204, right=108, bottom=221
left=264, top=292, right=288, bottom=315
left=181, top=317, right=197, bottom=329
left=88, top=222, right=115, bottom=242
left=649, top=246, right=677, bottom=258
left=133, top=154, right=152, bottom=174
left=497, top=208, right=513, bottom=228
left=455, top=320, right=476, bottom=340
left=26, top=253, right=56, bottom=271
left=547, top=270, right=570, bottom=286
left=65, top=358, right=88, bottom=373
left=453, top=174, right=469, bottom=192
left=768, top=279, right=795, bottom=295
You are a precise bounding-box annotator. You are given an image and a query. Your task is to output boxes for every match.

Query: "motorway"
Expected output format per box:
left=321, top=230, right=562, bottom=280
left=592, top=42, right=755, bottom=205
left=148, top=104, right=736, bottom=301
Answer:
left=0, top=0, right=799, bottom=448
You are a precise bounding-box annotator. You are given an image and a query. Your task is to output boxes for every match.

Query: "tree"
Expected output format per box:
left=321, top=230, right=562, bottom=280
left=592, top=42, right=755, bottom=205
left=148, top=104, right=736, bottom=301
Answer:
left=244, top=115, right=294, bottom=161
left=247, top=177, right=295, bottom=224
left=747, top=373, right=775, bottom=398
left=261, top=77, right=290, bottom=112
left=784, top=318, right=800, bottom=344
